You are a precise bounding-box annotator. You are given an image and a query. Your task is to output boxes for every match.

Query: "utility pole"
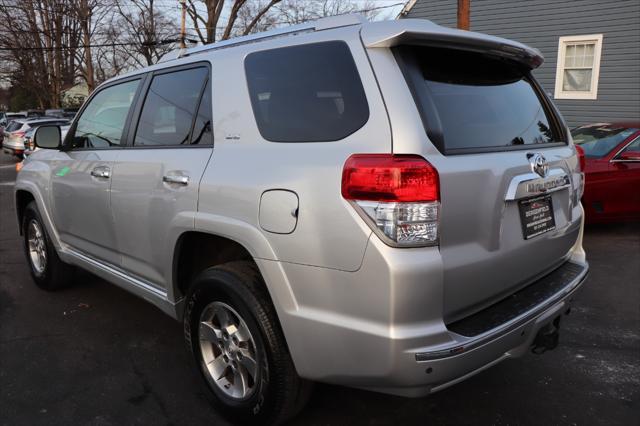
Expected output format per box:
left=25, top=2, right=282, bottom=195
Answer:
left=179, top=0, right=187, bottom=48
left=457, top=0, right=470, bottom=30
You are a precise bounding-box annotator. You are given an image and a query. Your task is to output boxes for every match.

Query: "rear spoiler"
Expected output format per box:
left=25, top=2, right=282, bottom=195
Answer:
left=361, top=19, right=543, bottom=69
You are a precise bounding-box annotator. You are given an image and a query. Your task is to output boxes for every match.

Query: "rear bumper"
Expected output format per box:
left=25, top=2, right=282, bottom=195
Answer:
left=409, top=262, right=587, bottom=395
left=266, top=228, right=588, bottom=397
left=2, top=140, right=24, bottom=155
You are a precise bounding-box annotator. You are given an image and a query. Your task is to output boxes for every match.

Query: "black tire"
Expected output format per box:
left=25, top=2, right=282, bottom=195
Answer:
left=22, top=201, right=74, bottom=290
left=183, top=261, right=311, bottom=425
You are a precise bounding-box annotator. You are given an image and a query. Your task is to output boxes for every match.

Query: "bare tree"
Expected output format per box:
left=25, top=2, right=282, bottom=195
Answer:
left=235, top=0, right=279, bottom=35
left=72, top=0, right=113, bottom=92
left=275, top=0, right=380, bottom=26
left=0, top=0, right=388, bottom=109
left=191, top=0, right=381, bottom=41
left=186, top=0, right=282, bottom=44
left=92, top=25, right=131, bottom=84
left=0, top=0, right=81, bottom=108
left=114, top=0, right=178, bottom=67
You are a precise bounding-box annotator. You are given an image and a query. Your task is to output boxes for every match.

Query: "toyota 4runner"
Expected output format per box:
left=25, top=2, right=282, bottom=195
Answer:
left=15, top=15, right=588, bottom=425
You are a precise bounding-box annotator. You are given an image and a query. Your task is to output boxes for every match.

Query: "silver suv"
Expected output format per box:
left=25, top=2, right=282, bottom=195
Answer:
left=15, top=15, right=588, bottom=425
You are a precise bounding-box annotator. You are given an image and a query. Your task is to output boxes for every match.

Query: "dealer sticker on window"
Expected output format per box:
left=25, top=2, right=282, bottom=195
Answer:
left=518, top=194, right=556, bottom=240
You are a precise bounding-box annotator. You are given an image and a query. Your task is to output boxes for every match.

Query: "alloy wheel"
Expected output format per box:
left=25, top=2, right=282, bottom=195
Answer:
left=27, top=219, right=47, bottom=275
left=198, top=301, right=260, bottom=400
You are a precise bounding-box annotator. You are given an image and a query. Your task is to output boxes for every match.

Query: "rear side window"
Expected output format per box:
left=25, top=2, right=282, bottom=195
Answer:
left=190, top=80, right=213, bottom=145
left=396, top=46, right=564, bottom=154
left=134, top=67, right=208, bottom=146
left=245, top=41, right=369, bottom=142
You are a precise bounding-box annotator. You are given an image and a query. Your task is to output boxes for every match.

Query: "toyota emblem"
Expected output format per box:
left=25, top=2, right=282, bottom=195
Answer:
left=528, top=153, right=549, bottom=178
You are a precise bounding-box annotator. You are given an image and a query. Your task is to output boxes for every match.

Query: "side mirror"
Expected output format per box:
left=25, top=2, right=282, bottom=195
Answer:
left=616, top=151, right=640, bottom=162
left=33, top=125, right=61, bottom=149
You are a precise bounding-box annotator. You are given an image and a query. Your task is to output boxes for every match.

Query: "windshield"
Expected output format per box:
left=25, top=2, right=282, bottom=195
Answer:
left=571, top=125, right=638, bottom=158
left=396, top=46, right=563, bottom=154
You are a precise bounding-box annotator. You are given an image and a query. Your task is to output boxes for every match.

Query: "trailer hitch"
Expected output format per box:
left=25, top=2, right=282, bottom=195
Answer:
left=531, top=316, right=561, bottom=354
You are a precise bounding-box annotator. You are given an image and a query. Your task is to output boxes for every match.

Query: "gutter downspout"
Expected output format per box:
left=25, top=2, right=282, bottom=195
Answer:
left=396, top=0, right=417, bottom=19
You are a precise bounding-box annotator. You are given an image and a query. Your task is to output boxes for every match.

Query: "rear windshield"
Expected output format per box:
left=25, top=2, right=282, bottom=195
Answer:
left=6, top=121, right=23, bottom=132
left=396, top=46, right=563, bottom=154
left=571, top=125, right=638, bottom=158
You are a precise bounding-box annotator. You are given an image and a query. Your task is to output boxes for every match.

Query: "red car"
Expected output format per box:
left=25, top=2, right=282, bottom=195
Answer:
left=572, top=122, right=640, bottom=223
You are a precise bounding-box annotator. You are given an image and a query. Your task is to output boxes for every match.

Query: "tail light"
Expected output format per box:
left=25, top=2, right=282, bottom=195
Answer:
left=573, top=145, right=586, bottom=204
left=575, top=145, right=586, bottom=172
left=14, top=131, right=25, bottom=138
left=342, top=154, right=440, bottom=247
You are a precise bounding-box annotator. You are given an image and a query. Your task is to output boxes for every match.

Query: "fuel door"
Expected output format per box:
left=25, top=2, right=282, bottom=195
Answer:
left=259, top=190, right=299, bottom=234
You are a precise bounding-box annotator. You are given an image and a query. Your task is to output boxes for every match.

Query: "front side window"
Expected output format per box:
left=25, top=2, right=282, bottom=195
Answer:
left=71, top=79, right=140, bottom=149
left=554, top=34, right=603, bottom=100
left=572, top=125, right=638, bottom=158
left=134, top=67, right=208, bottom=146
left=245, top=41, right=369, bottom=142
left=616, top=137, right=640, bottom=160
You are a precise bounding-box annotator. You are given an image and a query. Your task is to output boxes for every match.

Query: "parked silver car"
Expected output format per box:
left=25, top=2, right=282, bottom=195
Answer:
left=23, top=124, right=71, bottom=157
left=15, top=15, right=588, bottom=424
left=3, top=117, right=68, bottom=158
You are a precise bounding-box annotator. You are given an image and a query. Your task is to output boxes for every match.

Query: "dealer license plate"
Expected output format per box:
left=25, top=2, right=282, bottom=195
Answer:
left=519, top=194, right=556, bottom=240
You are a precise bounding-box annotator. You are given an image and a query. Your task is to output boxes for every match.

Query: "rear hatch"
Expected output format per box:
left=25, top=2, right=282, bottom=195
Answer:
left=366, top=22, right=583, bottom=323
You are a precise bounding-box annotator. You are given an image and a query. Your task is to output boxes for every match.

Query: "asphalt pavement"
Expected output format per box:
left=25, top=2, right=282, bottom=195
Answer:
left=0, top=152, right=638, bottom=425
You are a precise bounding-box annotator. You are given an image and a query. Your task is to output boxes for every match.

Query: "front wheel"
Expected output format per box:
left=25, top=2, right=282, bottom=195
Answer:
left=183, top=261, right=311, bottom=425
left=22, top=201, right=74, bottom=290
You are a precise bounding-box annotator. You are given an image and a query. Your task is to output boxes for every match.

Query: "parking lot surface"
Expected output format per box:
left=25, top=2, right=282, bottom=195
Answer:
left=1, top=153, right=638, bottom=425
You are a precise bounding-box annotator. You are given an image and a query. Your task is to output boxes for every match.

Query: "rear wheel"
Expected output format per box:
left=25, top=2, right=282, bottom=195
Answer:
left=22, top=201, right=74, bottom=290
left=183, top=261, right=311, bottom=425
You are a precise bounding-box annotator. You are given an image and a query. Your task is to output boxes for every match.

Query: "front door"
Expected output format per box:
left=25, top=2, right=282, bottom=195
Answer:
left=608, top=136, right=640, bottom=218
left=50, top=78, right=142, bottom=266
left=110, top=65, right=213, bottom=291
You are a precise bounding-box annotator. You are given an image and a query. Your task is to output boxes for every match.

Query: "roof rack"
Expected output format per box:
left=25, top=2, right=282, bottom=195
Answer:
left=159, top=14, right=366, bottom=63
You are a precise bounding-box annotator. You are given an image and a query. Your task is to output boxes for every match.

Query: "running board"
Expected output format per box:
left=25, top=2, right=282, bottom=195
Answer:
left=63, top=248, right=177, bottom=318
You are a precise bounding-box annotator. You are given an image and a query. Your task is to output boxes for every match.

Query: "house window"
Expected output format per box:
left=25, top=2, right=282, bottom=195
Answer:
left=554, top=34, right=603, bottom=100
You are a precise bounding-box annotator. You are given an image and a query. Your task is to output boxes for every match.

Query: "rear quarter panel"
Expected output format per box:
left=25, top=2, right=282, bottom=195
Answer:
left=197, top=26, right=392, bottom=272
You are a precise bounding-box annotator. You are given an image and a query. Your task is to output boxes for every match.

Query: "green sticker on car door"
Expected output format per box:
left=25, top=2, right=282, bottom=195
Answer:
left=55, top=166, right=70, bottom=177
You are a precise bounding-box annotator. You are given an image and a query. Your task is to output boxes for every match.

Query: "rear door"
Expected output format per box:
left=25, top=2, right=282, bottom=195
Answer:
left=393, top=45, right=583, bottom=322
left=110, top=64, right=213, bottom=291
left=50, top=77, right=142, bottom=265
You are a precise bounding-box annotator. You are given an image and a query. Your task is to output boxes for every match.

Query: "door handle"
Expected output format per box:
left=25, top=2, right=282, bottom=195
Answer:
left=163, top=174, right=189, bottom=185
left=90, top=166, right=110, bottom=179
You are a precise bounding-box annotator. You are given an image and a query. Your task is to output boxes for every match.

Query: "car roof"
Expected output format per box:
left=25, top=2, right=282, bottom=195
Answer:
left=24, top=117, right=68, bottom=124
left=574, top=122, right=640, bottom=130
